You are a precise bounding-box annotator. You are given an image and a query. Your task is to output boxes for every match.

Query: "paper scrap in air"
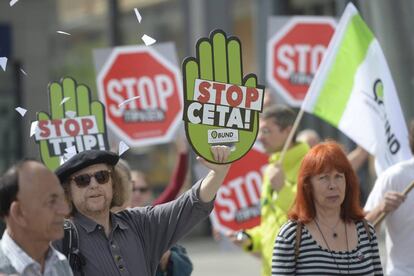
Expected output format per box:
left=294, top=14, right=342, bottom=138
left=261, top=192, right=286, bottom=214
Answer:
left=9, top=0, right=18, bottom=7
left=65, top=111, right=76, bottom=118
left=65, top=146, right=77, bottom=154
left=134, top=8, right=142, bottom=23
left=15, top=107, right=27, bottom=117
left=118, top=141, right=130, bottom=156
left=30, top=121, right=39, bottom=137
left=0, top=57, right=7, bottom=71
left=118, top=96, right=140, bottom=107
left=60, top=146, right=77, bottom=164
left=142, top=34, right=156, bottom=46
left=60, top=97, right=70, bottom=105
left=57, top=31, right=71, bottom=36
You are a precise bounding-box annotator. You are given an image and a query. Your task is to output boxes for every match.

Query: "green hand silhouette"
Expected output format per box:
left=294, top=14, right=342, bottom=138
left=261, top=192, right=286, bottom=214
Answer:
left=37, top=77, right=106, bottom=170
left=183, top=30, right=263, bottom=163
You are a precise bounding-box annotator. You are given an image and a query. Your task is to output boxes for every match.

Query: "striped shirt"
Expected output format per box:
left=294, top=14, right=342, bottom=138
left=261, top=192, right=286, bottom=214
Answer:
left=272, top=220, right=383, bottom=275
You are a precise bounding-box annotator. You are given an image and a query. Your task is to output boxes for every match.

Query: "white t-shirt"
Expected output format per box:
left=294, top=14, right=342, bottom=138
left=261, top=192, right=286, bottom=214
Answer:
left=365, top=158, right=414, bottom=276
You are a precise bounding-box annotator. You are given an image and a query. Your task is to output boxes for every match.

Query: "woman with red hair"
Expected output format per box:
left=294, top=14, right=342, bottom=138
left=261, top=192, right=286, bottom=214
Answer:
left=272, top=141, right=383, bottom=275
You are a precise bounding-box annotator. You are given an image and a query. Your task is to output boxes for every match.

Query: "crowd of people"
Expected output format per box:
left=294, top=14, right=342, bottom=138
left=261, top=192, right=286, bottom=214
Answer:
left=0, top=103, right=413, bottom=276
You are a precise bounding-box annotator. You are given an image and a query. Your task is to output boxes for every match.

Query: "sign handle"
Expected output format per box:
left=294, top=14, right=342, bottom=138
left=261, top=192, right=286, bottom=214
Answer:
left=373, top=180, right=414, bottom=227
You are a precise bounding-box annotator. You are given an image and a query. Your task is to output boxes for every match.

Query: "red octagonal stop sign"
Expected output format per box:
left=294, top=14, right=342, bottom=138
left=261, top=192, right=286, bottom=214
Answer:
left=267, top=17, right=335, bottom=106
left=210, top=145, right=268, bottom=233
left=97, top=46, right=183, bottom=147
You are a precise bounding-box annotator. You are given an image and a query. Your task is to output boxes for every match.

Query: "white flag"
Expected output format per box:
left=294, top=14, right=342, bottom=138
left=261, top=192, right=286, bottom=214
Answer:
left=302, top=3, right=412, bottom=174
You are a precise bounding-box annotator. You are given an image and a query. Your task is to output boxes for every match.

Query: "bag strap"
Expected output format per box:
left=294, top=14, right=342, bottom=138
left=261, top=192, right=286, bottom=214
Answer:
left=63, top=219, right=86, bottom=276
left=63, top=220, right=73, bottom=260
left=294, top=221, right=303, bottom=264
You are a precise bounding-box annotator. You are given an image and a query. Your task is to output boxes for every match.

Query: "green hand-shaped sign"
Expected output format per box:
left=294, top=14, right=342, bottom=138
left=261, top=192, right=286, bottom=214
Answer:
left=183, top=30, right=264, bottom=163
left=34, top=77, right=109, bottom=170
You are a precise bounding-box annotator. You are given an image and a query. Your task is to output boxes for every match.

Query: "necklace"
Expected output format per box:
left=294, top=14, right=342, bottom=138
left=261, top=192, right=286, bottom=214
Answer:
left=315, top=219, right=350, bottom=274
left=316, top=216, right=341, bottom=238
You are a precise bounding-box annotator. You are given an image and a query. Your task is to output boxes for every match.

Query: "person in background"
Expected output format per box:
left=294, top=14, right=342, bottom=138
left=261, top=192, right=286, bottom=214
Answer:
left=0, top=220, right=5, bottom=237
left=227, top=104, right=309, bottom=276
left=365, top=120, right=414, bottom=276
left=272, top=141, right=383, bottom=275
left=297, top=129, right=321, bottom=148
left=0, top=160, right=72, bottom=275
left=113, top=138, right=192, bottom=276
left=297, top=128, right=369, bottom=172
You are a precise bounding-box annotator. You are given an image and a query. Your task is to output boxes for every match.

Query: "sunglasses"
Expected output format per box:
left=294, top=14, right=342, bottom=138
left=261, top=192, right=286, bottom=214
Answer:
left=71, top=170, right=112, bottom=188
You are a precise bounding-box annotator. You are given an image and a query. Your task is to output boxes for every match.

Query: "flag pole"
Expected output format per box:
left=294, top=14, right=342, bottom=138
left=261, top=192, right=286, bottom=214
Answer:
left=373, top=180, right=414, bottom=227
left=277, top=107, right=306, bottom=164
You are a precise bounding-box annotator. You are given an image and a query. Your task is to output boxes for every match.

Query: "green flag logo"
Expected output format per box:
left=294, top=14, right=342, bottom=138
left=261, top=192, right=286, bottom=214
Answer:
left=373, top=79, right=384, bottom=105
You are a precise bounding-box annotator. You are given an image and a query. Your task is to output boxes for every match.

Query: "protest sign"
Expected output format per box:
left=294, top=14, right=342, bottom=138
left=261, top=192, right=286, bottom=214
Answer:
left=183, top=30, right=265, bottom=163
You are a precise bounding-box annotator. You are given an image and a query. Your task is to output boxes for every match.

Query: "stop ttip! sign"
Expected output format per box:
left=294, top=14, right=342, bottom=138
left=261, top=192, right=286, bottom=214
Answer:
left=267, top=17, right=335, bottom=106
left=97, top=46, right=183, bottom=147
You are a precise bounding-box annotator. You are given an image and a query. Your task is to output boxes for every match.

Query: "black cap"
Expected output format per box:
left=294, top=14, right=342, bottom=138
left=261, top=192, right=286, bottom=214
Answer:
left=55, top=150, right=119, bottom=183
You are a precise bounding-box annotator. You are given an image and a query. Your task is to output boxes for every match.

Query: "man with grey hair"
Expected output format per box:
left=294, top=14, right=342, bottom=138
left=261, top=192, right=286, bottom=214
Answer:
left=0, top=160, right=72, bottom=275
left=54, top=146, right=230, bottom=276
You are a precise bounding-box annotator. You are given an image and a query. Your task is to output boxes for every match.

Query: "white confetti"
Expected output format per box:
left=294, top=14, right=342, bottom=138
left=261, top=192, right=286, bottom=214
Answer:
left=20, top=68, right=27, bottom=76
left=59, top=156, right=66, bottom=165
left=60, top=97, right=70, bottom=105
left=118, top=96, right=140, bottom=107
left=15, top=107, right=27, bottom=117
left=65, top=111, right=76, bottom=118
left=118, top=141, right=130, bottom=156
left=141, top=34, right=156, bottom=46
left=57, top=31, right=71, bottom=36
left=63, top=146, right=77, bottom=161
left=65, top=145, right=77, bottom=154
left=9, top=0, right=18, bottom=7
left=0, top=57, right=7, bottom=71
left=30, top=121, right=39, bottom=137
left=134, top=8, right=142, bottom=23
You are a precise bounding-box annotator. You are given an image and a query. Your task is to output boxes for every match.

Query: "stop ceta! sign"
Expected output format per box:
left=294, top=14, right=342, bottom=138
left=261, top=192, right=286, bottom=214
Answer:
left=97, top=45, right=183, bottom=147
left=210, top=145, right=268, bottom=233
left=267, top=17, right=335, bottom=106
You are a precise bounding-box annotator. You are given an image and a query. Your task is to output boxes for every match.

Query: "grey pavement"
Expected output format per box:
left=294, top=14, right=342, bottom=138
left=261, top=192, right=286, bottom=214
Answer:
left=182, top=237, right=261, bottom=276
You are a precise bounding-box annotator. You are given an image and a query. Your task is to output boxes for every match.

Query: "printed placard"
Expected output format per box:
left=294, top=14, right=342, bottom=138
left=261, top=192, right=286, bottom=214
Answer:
left=207, top=129, right=239, bottom=144
left=94, top=43, right=183, bottom=147
left=34, top=77, right=109, bottom=170
left=182, top=29, right=265, bottom=163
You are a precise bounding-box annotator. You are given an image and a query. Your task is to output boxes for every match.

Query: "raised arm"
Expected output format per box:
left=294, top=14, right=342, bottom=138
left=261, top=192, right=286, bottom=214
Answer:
left=197, top=146, right=231, bottom=202
left=347, top=146, right=369, bottom=171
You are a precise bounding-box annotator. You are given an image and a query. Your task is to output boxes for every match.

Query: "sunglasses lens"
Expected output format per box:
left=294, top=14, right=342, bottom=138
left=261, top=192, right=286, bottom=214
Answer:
left=73, top=174, right=91, bottom=187
left=133, top=187, right=149, bottom=193
left=94, top=170, right=110, bottom=184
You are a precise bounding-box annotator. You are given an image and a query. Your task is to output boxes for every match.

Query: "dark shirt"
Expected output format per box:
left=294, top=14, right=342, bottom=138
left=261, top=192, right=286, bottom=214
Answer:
left=55, top=180, right=213, bottom=276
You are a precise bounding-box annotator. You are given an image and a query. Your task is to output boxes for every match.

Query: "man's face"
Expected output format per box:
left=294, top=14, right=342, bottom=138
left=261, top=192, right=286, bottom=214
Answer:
left=258, top=118, right=291, bottom=154
left=69, top=164, right=113, bottom=217
left=130, top=171, right=152, bottom=207
left=18, top=162, right=69, bottom=243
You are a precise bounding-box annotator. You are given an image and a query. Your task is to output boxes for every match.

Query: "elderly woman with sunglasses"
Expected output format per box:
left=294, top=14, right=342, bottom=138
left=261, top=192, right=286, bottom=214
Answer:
left=272, top=141, right=383, bottom=275
left=53, top=146, right=231, bottom=276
